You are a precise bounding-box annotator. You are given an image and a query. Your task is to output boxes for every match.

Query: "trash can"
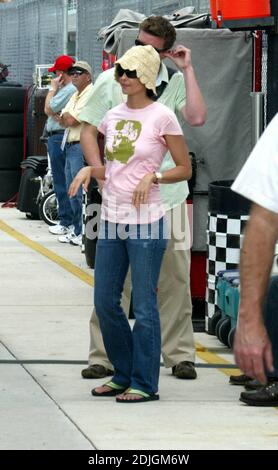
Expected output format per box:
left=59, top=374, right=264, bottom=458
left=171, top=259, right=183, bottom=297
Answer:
left=206, top=180, right=250, bottom=333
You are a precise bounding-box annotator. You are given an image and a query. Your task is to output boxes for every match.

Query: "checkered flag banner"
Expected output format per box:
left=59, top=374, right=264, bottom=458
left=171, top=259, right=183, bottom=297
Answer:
left=205, top=212, right=249, bottom=330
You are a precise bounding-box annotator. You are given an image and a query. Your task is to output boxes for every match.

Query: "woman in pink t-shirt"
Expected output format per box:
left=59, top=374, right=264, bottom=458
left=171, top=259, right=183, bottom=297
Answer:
left=69, top=45, right=191, bottom=403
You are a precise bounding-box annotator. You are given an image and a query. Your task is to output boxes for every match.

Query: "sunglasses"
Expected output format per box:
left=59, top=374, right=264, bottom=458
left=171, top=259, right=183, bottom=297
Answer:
left=69, top=69, right=86, bottom=76
left=116, top=65, right=137, bottom=79
left=134, top=38, right=168, bottom=53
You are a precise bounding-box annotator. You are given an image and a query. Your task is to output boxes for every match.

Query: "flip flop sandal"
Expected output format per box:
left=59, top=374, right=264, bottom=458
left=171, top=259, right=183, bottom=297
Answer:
left=91, top=381, right=127, bottom=397
left=116, top=388, right=159, bottom=403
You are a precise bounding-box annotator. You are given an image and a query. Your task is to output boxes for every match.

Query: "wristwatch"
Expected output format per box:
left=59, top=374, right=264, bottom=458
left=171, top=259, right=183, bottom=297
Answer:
left=153, top=171, right=162, bottom=184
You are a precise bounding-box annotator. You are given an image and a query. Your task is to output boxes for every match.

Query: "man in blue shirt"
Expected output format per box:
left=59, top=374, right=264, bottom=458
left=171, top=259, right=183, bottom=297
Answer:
left=44, top=55, right=76, bottom=235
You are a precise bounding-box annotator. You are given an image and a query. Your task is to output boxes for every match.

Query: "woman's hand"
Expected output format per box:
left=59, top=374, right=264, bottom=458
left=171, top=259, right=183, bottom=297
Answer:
left=68, top=167, right=93, bottom=197
left=132, top=173, right=154, bottom=209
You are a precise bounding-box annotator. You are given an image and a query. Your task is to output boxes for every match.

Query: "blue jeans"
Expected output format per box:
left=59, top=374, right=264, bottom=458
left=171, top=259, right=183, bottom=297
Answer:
left=47, top=134, right=73, bottom=227
left=65, top=143, right=85, bottom=236
left=264, top=275, right=278, bottom=378
left=94, top=218, right=167, bottom=394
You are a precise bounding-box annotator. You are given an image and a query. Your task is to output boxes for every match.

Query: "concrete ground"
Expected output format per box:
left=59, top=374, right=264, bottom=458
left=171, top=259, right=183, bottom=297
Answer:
left=0, top=206, right=278, bottom=451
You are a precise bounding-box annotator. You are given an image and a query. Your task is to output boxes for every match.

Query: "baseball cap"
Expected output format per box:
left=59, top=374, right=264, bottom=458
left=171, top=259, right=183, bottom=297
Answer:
left=68, top=60, right=92, bottom=76
left=115, top=45, right=160, bottom=95
left=48, top=55, right=75, bottom=73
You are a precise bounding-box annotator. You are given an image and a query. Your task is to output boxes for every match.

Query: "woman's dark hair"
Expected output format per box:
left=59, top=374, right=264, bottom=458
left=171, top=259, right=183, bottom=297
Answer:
left=146, top=88, right=155, bottom=99
left=139, top=16, right=176, bottom=51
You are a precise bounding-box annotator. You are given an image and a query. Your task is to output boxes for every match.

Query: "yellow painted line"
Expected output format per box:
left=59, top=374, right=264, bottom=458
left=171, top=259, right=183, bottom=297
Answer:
left=196, top=342, right=241, bottom=376
left=0, top=219, right=94, bottom=287
left=0, top=220, right=237, bottom=373
left=2, top=218, right=278, bottom=411
left=0, top=219, right=249, bottom=378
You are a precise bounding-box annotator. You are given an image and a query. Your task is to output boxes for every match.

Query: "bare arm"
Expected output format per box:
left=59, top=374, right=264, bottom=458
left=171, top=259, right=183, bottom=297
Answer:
left=132, top=134, right=191, bottom=208
left=68, top=166, right=106, bottom=198
left=234, top=204, right=278, bottom=383
left=80, top=123, right=103, bottom=167
left=44, top=76, right=63, bottom=116
left=60, top=112, right=79, bottom=128
left=164, top=45, right=207, bottom=126
left=44, top=90, right=57, bottom=116
left=159, top=134, right=192, bottom=182
left=180, top=64, right=207, bottom=125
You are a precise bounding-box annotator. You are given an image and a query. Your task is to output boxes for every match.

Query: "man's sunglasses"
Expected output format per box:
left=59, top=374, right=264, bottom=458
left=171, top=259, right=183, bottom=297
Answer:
left=68, top=69, right=86, bottom=76
left=116, top=65, right=137, bottom=79
left=134, top=38, right=168, bottom=53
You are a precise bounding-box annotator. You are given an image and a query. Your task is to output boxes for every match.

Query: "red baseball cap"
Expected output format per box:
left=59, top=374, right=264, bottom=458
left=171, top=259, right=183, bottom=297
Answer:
left=48, top=55, right=75, bottom=73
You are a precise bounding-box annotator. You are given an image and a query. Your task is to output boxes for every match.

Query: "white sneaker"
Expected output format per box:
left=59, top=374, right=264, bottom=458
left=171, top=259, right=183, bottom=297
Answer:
left=58, top=232, right=73, bottom=244
left=49, top=224, right=72, bottom=235
left=69, top=234, right=82, bottom=247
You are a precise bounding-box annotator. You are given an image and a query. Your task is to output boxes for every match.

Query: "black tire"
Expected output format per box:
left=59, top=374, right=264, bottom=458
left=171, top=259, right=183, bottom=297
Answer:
left=26, top=212, right=40, bottom=220
left=218, top=317, right=231, bottom=346
left=0, top=113, right=24, bottom=137
left=0, top=137, right=23, bottom=169
left=39, top=191, right=58, bottom=226
left=17, top=168, right=40, bottom=214
left=215, top=316, right=226, bottom=340
left=210, top=310, right=222, bottom=335
left=0, top=87, right=25, bottom=112
left=228, top=327, right=236, bottom=349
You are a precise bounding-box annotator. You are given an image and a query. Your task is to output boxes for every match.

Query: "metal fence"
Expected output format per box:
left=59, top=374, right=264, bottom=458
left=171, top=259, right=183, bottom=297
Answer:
left=0, top=0, right=66, bottom=86
left=68, top=0, right=77, bottom=11
left=76, top=0, right=210, bottom=78
left=0, top=0, right=210, bottom=84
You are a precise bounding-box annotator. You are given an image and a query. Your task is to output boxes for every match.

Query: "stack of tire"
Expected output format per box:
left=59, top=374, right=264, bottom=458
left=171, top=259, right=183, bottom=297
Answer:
left=0, top=86, right=26, bottom=201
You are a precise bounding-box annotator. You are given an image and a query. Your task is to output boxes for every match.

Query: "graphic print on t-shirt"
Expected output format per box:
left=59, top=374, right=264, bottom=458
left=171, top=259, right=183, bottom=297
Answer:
left=105, top=119, right=142, bottom=164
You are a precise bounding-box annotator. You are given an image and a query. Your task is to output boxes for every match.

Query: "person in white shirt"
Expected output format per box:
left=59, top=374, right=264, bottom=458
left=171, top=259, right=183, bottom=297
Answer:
left=231, top=113, right=278, bottom=406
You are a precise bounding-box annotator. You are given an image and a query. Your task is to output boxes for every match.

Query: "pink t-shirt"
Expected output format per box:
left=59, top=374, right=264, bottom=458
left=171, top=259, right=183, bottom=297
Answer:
left=98, top=102, right=183, bottom=224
